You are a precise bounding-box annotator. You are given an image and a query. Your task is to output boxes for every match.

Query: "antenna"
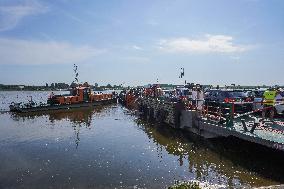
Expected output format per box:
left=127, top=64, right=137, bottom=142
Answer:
left=73, top=64, right=79, bottom=84
left=179, top=67, right=184, bottom=78
left=178, top=67, right=186, bottom=84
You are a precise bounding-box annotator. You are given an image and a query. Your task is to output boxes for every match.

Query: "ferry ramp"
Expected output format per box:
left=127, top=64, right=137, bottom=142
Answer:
left=182, top=112, right=284, bottom=152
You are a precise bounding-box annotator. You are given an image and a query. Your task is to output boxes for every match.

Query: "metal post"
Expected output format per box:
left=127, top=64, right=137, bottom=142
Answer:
left=241, top=119, right=248, bottom=132
left=226, top=103, right=234, bottom=127
left=250, top=122, right=258, bottom=133
left=250, top=118, right=259, bottom=134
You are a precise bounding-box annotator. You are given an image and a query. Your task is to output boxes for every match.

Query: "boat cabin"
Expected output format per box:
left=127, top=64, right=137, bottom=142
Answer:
left=48, top=86, right=113, bottom=105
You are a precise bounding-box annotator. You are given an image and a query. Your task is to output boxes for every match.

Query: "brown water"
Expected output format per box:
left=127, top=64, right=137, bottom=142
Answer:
left=0, top=91, right=283, bottom=188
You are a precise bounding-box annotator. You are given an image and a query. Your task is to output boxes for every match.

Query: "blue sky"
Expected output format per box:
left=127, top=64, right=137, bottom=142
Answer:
left=0, top=0, right=283, bottom=86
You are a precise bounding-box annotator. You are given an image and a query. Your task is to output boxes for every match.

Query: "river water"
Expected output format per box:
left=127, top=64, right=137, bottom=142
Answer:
left=0, top=91, right=283, bottom=188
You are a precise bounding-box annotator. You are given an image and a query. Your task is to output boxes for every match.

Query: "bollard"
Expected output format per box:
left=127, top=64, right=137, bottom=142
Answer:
left=241, top=119, right=248, bottom=132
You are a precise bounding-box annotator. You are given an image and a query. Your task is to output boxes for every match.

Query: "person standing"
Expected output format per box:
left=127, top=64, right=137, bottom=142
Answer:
left=262, top=88, right=276, bottom=119
left=196, top=87, right=204, bottom=111
left=191, top=87, right=197, bottom=109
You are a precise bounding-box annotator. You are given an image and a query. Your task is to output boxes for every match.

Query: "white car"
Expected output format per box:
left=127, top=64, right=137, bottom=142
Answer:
left=253, top=90, right=264, bottom=111
left=275, top=103, right=284, bottom=114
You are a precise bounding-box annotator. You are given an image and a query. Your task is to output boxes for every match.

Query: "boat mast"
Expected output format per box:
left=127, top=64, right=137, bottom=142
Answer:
left=179, top=67, right=186, bottom=85
left=73, top=64, right=79, bottom=86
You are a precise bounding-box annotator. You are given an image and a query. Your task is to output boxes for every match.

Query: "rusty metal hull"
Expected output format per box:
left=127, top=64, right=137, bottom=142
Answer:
left=10, top=98, right=117, bottom=113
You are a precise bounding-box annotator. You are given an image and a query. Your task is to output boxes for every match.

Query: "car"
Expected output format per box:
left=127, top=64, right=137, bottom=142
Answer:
left=205, top=89, right=251, bottom=102
left=161, top=89, right=178, bottom=102
left=275, top=91, right=284, bottom=115
left=252, top=90, right=265, bottom=111
left=205, top=89, right=253, bottom=113
left=176, top=87, right=192, bottom=100
left=162, top=89, right=175, bottom=98
left=275, top=103, right=284, bottom=115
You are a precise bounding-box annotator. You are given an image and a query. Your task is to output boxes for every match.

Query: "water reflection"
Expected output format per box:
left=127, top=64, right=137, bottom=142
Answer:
left=10, top=106, right=107, bottom=148
left=1, top=104, right=283, bottom=188
left=135, top=118, right=284, bottom=187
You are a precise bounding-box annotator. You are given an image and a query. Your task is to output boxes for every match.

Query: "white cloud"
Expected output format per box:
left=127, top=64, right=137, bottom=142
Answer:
left=158, top=34, right=250, bottom=53
left=0, top=0, right=48, bottom=31
left=132, top=45, right=143, bottom=50
left=0, top=38, right=105, bottom=65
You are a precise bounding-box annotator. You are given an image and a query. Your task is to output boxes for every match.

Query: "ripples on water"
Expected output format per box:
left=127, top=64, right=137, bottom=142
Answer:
left=0, top=91, right=283, bottom=188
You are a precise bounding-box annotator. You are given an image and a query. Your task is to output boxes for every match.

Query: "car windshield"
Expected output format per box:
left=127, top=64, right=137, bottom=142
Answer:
left=225, top=91, right=247, bottom=98
left=255, top=91, right=264, bottom=98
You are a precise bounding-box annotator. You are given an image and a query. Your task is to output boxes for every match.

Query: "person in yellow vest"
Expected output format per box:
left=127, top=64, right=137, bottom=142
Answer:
left=262, top=88, right=277, bottom=119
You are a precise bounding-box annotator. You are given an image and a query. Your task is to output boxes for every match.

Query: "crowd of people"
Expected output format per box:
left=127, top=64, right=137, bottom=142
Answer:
left=119, top=85, right=284, bottom=120
left=119, top=84, right=205, bottom=111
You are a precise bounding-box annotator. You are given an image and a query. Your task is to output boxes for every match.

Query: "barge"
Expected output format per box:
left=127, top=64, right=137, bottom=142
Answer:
left=10, top=85, right=117, bottom=113
left=119, top=86, right=284, bottom=153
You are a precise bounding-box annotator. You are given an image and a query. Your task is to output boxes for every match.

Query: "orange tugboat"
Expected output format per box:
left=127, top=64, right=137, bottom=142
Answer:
left=9, top=85, right=117, bottom=113
left=9, top=65, right=117, bottom=113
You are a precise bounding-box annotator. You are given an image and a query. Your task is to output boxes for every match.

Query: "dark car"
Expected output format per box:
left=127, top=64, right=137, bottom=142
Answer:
left=205, top=90, right=253, bottom=113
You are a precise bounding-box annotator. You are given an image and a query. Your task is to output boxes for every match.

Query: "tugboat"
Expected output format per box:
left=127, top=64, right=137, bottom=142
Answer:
left=9, top=65, right=117, bottom=113
left=9, top=85, right=117, bottom=113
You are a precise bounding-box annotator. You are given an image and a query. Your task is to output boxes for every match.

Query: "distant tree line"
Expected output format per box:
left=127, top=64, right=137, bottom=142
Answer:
left=3, top=82, right=279, bottom=91
left=0, top=84, right=48, bottom=91
left=47, top=83, right=69, bottom=89
left=93, top=83, right=124, bottom=91
left=0, top=83, right=70, bottom=91
left=0, top=82, right=126, bottom=91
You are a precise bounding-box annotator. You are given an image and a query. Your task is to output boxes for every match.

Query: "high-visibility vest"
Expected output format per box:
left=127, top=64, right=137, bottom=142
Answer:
left=263, top=90, right=276, bottom=106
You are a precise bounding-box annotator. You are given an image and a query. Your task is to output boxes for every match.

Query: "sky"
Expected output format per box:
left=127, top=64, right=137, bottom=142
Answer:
left=0, top=0, right=283, bottom=86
